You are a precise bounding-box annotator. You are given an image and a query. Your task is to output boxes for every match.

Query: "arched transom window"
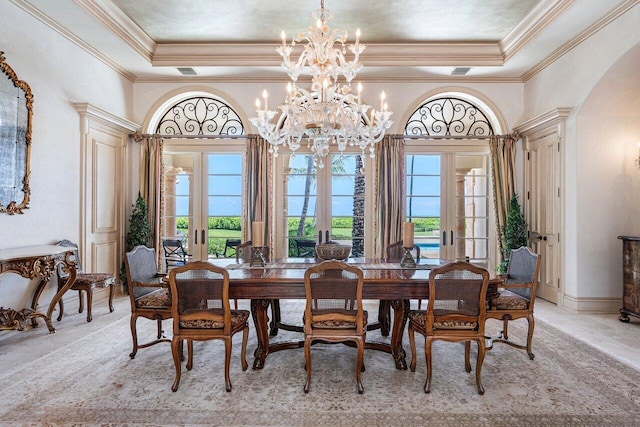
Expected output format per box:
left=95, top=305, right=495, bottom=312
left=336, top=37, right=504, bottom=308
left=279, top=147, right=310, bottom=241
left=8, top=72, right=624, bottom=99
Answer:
left=155, top=96, right=244, bottom=136
left=404, top=97, right=494, bottom=137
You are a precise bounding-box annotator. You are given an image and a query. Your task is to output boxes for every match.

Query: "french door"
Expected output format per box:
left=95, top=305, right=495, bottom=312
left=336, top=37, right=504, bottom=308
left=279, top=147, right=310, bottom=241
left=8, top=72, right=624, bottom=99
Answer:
left=405, top=144, right=492, bottom=267
left=274, top=151, right=374, bottom=258
left=162, top=141, right=245, bottom=265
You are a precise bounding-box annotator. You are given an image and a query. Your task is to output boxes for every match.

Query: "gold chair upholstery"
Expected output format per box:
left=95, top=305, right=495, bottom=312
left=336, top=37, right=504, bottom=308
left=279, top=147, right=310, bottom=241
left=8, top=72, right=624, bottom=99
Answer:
left=168, top=261, right=249, bottom=392
left=56, top=239, right=115, bottom=323
left=487, top=246, right=542, bottom=360
left=408, top=261, right=490, bottom=394
left=124, top=245, right=172, bottom=359
left=303, top=260, right=367, bottom=394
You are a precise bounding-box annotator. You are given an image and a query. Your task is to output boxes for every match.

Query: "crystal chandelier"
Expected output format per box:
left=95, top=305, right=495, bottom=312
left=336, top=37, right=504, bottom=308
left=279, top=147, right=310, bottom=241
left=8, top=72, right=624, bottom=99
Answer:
left=250, top=0, right=393, bottom=168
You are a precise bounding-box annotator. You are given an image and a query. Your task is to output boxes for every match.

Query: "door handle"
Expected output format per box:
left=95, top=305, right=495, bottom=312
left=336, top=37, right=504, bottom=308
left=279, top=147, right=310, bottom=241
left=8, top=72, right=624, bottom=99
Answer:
left=442, top=231, right=447, bottom=246
left=536, top=235, right=547, bottom=241
left=194, top=230, right=198, bottom=245
left=202, top=229, right=206, bottom=246
left=450, top=230, right=453, bottom=245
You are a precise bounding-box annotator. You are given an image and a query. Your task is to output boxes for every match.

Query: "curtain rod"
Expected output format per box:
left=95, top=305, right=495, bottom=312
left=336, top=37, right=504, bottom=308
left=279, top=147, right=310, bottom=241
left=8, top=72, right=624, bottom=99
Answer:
left=132, top=133, right=517, bottom=141
left=132, top=133, right=248, bottom=140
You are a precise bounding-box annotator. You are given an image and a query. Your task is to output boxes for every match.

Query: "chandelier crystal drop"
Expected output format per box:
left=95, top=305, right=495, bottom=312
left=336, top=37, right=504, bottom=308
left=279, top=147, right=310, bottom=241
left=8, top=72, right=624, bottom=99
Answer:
left=250, top=0, right=393, bottom=168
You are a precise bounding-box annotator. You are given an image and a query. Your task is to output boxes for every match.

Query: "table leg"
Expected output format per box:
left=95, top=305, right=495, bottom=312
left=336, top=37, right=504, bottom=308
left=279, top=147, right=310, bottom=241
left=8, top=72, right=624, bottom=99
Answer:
left=47, top=266, right=77, bottom=326
left=390, top=299, right=410, bottom=370
left=251, top=299, right=271, bottom=370
left=30, top=278, right=50, bottom=329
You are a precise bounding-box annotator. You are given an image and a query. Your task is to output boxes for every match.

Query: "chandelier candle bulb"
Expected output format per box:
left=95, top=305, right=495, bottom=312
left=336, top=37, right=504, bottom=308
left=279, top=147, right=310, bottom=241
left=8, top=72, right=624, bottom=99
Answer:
left=404, top=222, right=415, bottom=248
left=252, top=221, right=264, bottom=247
left=262, top=90, right=268, bottom=111
left=380, top=91, right=386, bottom=112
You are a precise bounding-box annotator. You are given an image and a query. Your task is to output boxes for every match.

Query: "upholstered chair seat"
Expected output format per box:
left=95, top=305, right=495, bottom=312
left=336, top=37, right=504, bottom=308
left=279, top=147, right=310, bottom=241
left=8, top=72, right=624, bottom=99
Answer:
left=135, top=288, right=172, bottom=308
left=307, top=310, right=368, bottom=329
left=492, top=289, right=529, bottom=310
left=179, top=309, right=249, bottom=329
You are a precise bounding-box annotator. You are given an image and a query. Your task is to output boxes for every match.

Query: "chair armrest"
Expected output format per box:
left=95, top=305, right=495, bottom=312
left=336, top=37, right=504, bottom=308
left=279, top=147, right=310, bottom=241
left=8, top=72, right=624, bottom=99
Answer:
left=131, top=277, right=168, bottom=287
left=502, top=282, right=533, bottom=289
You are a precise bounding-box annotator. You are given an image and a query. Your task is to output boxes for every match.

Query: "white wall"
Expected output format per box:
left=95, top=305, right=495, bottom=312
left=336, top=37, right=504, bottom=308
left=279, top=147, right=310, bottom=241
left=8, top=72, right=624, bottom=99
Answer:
left=0, top=2, right=133, bottom=309
left=523, top=3, right=640, bottom=307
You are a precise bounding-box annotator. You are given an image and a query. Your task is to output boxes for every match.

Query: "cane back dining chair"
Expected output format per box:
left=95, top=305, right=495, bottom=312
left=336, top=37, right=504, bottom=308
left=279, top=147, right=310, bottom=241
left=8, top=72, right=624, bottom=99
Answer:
left=487, top=246, right=541, bottom=360
left=408, top=261, right=490, bottom=394
left=124, top=245, right=172, bottom=359
left=303, top=260, right=367, bottom=394
left=377, top=240, right=422, bottom=335
left=168, top=261, right=249, bottom=392
left=56, top=239, right=115, bottom=322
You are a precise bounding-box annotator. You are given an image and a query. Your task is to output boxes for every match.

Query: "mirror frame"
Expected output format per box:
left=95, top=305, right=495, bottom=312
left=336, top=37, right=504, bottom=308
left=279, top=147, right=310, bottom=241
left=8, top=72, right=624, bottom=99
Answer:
left=0, top=52, right=33, bottom=214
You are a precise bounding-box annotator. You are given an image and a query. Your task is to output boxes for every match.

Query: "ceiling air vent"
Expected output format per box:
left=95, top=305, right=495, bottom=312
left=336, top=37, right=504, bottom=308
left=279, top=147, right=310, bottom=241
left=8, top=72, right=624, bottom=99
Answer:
left=177, top=67, right=198, bottom=76
left=451, top=67, right=471, bottom=76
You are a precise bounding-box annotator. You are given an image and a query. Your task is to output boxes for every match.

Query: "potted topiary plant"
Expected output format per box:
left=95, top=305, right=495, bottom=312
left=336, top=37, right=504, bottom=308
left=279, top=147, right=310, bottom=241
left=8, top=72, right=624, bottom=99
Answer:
left=120, top=193, right=151, bottom=291
left=499, top=194, right=528, bottom=273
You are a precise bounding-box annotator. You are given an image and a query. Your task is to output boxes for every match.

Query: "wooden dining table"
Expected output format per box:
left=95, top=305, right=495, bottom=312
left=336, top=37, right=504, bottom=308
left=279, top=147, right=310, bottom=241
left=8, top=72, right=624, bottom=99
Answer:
left=209, top=257, right=501, bottom=371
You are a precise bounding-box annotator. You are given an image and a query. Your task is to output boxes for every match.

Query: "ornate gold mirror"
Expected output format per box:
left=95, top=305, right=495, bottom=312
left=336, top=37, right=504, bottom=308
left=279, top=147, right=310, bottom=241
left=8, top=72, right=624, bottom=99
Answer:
left=0, top=52, right=33, bottom=214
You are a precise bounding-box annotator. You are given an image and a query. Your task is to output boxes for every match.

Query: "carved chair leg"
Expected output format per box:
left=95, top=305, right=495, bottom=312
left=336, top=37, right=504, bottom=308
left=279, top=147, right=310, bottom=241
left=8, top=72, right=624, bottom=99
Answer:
left=424, top=337, right=433, bottom=393
left=156, top=319, right=163, bottom=339
left=356, top=339, right=364, bottom=394
left=224, top=337, right=232, bottom=392
left=57, top=292, right=65, bottom=322
left=85, top=289, right=93, bottom=322
left=240, top=325, right=249, bottom=371
left=475, top=339, right=486, bottom=395
left=108, top=283, right=115, bottom=313
left=408, top=325, right=417, bottom=372
left=526, top=314, right=536, bottom=360
left=304, top=339, right=312, bottom=393
left=464, top=341, right=471, bottom=373
left=502, top=317, right=510, bottom=340
left=186, top=340, right=194, bottom=370
left=78, top=290, right=85, bottom=314
left=129, top=315, right=138, bottom=359
left=171, top=338, right=182, bottom=392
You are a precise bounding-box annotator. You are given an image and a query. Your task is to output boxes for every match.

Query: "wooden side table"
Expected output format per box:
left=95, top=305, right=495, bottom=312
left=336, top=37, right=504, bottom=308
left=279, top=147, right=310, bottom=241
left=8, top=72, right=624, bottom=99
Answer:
left=617, top=236, right=640, bottom=322
left=0, top=245, right=77, bottom=333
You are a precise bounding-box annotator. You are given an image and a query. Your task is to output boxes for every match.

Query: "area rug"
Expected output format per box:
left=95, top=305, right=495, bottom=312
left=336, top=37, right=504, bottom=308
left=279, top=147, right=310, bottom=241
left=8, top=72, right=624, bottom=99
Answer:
left=0, top=300, right=639, bottom=427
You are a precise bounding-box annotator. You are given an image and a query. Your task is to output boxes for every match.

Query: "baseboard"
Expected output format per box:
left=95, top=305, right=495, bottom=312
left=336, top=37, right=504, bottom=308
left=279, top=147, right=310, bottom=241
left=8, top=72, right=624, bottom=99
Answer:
left=559, top=294, right=622, bottom=314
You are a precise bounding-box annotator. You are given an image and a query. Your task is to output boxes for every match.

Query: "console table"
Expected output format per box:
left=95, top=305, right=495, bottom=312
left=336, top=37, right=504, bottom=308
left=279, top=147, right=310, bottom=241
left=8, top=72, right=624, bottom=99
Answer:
left=0, top=245, right=77, bottom=333
left=618, top=236, right=640, bottom=322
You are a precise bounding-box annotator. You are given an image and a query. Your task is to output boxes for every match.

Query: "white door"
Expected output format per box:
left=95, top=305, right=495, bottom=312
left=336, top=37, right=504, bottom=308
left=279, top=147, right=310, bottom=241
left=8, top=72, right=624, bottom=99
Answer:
left=525, top=132, right=560, bottom=303
left=162, top=142, right=245, bottom=265
left=81, top=125, right=122, bottom=277
left=275, top=152, right=374, bottom=258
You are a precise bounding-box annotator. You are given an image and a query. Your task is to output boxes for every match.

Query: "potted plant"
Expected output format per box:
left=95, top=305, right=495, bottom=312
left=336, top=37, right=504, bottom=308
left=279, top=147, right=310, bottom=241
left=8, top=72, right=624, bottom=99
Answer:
left=120, top=193, right=151, bottom=290
left=499, top=194, right=528, bottom=273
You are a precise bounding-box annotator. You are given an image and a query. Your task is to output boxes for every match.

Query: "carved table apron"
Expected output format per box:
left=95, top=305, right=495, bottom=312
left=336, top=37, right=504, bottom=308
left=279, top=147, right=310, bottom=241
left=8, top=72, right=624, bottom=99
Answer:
left=0, top=245, right=77, bottom=333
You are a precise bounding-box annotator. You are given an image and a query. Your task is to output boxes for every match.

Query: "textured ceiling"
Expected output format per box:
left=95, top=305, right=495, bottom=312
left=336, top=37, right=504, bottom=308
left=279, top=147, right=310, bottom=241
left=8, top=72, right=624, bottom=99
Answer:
left=112, top=0, right=539, bottom=43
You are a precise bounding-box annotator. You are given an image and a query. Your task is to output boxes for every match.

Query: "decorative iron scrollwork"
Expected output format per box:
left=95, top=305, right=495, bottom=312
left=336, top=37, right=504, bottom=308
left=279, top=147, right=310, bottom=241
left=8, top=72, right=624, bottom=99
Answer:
left=405, top=97, right=493, bottom=138
left=156, top=96, right=244, bottom=136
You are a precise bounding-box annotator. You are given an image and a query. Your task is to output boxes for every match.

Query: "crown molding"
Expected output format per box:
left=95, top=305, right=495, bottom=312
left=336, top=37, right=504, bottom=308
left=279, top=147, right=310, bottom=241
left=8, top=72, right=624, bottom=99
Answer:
left=500, top=0, right=577, bottom=62
left=522, top=0, right=640, bottom=81
left=152, top=42, right=505, bottom=67
left=515, top=107, right=572, bottom=134
left=10, top=0, right=137, bottom=81
left=73, top=102, right=140, bottom=132
left=132, top=74, right=524, bottom=84
left=73, top=0, right=156, bottom=62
